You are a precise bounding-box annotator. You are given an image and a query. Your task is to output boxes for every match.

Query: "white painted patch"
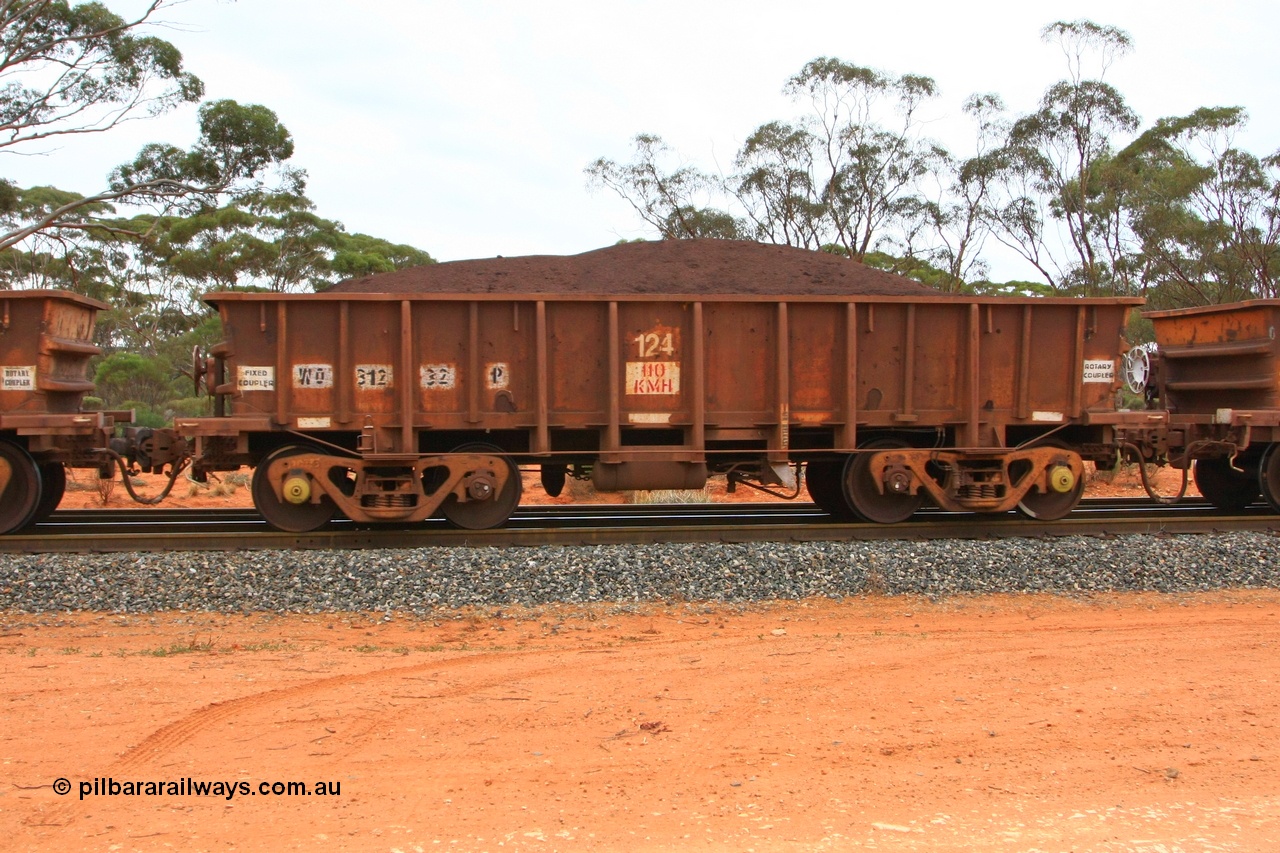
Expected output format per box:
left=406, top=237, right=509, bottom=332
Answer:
left=627, top=412, right=672, bottom=424
left=293, top=363, right=333, bottom=388
left=297, top=417, right=331, bottom=429
left=236, top=366, right=275, bottom=391
left=1, top=365, right=35, bottom=391
left=485, top=362, right=510, bottom=390
left=626, top=361, right=680, bottom=395
left=1032, top=411, right=1065, bottom=422
left=1083, top=359, right=1115, bottom=383
left=355, top=364, right=392, bottom=389
left=420, top=364, right=457, bottom=390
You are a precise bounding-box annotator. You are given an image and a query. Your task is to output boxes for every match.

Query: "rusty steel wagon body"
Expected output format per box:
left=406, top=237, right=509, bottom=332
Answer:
left=0, top=290, right=130, bottom=532
left=1123, top=299, right=1280, bottom=511
left=179, top=291, right=1141, bottom=531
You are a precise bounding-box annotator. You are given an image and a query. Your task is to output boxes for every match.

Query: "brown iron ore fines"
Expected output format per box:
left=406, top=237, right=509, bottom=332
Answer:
left=327, top=239, right=939, bottom=296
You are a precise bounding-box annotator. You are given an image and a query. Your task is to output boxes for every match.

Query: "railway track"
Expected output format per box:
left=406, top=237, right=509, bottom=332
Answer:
left=3, top=499, right=1277, bottom=554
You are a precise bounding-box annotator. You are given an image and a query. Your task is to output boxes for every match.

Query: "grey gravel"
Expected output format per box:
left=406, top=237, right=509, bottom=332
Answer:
left=0, top=533, right=1277, bottom=614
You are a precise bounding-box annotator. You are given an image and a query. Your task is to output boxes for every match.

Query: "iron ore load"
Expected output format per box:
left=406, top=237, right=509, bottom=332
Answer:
left=174, top=240, right=1143, bottom=531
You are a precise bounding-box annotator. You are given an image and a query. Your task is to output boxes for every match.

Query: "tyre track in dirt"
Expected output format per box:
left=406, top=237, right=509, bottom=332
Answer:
left=98, top=623, right=731, bottom=773
left=113, top=655, right=573, bottom=770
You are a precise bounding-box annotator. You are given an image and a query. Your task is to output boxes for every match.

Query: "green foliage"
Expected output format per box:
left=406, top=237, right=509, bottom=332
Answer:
left=118, top=401, right=168, bottom=429
left=93, top=352, right=178, bottom=409
left=107, top=100, right=296, bottom=210
left=328, top=233, right=435, bottom=281
left=0, top=1, right=296, bottom=251
left=0, top=1, right=204, bottom=143
left=0, top=0, right=436, bottom=424
left=776, top=57, right=945, bottom=261
left=1106, top=106, right=1280, bottom=304
left=168, top=396, right=212, bottom=418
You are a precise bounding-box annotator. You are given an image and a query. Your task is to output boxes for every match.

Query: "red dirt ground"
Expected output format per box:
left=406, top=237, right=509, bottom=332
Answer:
left=15, top=466, right=1265, bottom=851
left=2, top=592, right=1277, bottom=851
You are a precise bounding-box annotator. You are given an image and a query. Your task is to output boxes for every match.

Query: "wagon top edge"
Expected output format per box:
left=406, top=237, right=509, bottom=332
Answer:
left=201, top=291, right=1146, bottom=308
left=1, top=288, right=110, bottom=311
left=1143, top=298, right=1280, bottom=319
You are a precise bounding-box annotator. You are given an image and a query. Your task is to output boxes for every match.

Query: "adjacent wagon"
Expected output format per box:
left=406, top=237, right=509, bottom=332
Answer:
left=0, top=290, right=127, bottom=532
left=1129, top=299, right=1280, bottom=511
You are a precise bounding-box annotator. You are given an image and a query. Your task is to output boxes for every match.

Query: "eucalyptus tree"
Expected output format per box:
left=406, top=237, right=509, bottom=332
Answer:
left=0, top=1, right=296, bottom=257
left=1110, top=106, right=1280, bottom=306
left=328, top=231, right=435, bottom=281
left=901, top=93, right=1009, bottom=290
left=588, top=59, right=949, bottom=263
left=732, top=120, right=825, bottom=249
left=987, top=20, right=1139, bottom=294
left=585, top=134, right=744, bottom=240
left=767, top=57, right=947, bottom=262
left=0, top=186, right=115, bottom=290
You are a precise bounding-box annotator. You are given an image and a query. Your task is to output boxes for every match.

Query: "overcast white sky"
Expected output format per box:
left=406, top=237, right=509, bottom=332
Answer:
left=8, top=0, right=1280, bottom=281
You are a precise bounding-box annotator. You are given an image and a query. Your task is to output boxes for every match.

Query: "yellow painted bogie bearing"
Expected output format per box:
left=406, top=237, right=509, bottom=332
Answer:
left=1048, top=465, right=1076, bottom=494
left=282, top=474, right=312, bottom=505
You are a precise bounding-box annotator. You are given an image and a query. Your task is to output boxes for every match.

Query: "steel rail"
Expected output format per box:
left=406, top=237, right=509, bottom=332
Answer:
left=2, top=500, right=1276, bottom=553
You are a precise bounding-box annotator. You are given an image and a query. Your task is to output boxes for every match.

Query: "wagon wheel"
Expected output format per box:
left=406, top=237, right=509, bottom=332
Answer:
left=26, top=462, right=67, bottom=527
left=1193, top=456, right=1259, bottom=512
left=1259, top=444, right=1280, bottom=514
left=251, top=445, right=337, bottom=533
left=439, top=442, right=523, bottom=530
left=842, top=439, right=923, bottom=524
left=805, top=460, right=856, bottom=521
left=0, top=441, right=42, bottom=535
left=1015, top=442, right=1085, bottom=521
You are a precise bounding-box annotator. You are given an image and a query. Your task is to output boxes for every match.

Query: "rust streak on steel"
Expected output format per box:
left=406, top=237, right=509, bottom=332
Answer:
left=607, top=301, right=620, bottom=455
left=967, top=302, right=981, bottom=447
left=1072, top=305, right=1085, bottom=418
left=692, top=301, right=705, bottom=454
left=468, top=301, right=480, bottom=424
left=774, top=301, right=790, bottom=461
left=535, top=300, right=550, bottom=454
left=400, top=299, right=414, bottom=452
left=339, top=301, right=351, bottom=424
left=1017, top=305, right=1032, bottom=420
left=842, top=302, right=857, bottom=451
left=901, top=303, right=916, bottom=422
left=276, top=301, right=288, bottom=427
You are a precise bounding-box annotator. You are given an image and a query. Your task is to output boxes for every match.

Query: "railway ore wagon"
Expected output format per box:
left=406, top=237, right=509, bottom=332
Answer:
left=1136, top=299, right=1280, bottom=511
left=179, top=290, right=1141, bottom=531
left=0, top=290, right=128, bottom=532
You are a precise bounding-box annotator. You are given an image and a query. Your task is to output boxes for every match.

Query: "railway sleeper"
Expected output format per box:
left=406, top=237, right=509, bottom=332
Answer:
left=255, top=450, right=517, bottom=529
left=867, top=446, right=1086, bottom=517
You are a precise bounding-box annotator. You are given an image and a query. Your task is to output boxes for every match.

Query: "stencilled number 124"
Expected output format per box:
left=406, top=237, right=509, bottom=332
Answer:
left=633, top=332, right=675, bottom=358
